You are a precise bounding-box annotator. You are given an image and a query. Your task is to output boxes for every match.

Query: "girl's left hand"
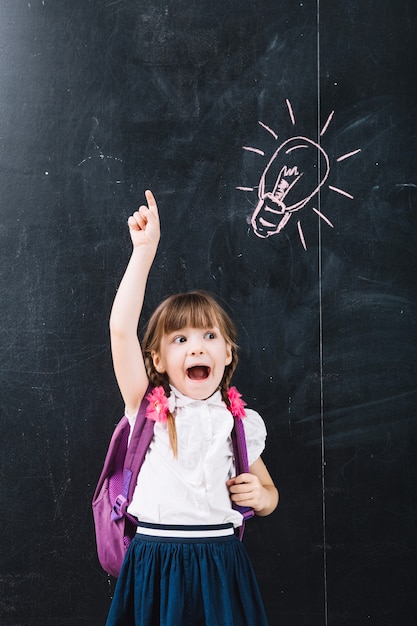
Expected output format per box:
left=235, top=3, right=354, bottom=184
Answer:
left=226, top=473, right=269, bottom=513
left=227, top=455, right=279, bottom=517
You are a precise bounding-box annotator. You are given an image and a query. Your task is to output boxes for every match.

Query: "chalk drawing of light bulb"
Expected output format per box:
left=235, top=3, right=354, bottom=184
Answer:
left=251, top=136, right=330, bottom=238
left=238, top=100, right=361, bottom=249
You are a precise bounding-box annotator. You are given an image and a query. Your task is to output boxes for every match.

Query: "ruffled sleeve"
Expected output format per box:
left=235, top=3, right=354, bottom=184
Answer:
left=124, top=408, right=137, bottom=446
left=242, top=409, right=267, bottom=466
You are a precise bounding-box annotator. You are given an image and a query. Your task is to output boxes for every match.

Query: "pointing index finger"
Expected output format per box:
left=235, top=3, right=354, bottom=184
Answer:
left=144, top=189, right=157, bottom=211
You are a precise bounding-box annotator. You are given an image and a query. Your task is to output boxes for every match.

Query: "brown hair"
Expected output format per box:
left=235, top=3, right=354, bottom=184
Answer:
left=142, top=291, right=238, bottom=455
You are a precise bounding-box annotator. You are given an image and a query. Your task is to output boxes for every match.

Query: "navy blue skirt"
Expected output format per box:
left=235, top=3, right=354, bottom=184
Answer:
left=106, top=524, right=269, bottom=626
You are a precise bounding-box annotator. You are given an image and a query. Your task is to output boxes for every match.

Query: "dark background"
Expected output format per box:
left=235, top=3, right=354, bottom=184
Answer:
left=1, top=1, right=416, bottom=624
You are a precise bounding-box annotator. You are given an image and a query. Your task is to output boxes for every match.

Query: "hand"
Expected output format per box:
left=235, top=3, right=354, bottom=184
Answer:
left=127, top=190, right=160, bottom=250
left=227, top=472, right=270, bottom=514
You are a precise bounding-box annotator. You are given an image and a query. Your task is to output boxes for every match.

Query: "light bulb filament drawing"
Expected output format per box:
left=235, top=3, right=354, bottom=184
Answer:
left=238, top=101, right=361, bottom=249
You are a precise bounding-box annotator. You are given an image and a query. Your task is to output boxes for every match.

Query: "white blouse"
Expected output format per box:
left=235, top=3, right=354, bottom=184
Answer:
left=126, top=386, right=267, bottom=527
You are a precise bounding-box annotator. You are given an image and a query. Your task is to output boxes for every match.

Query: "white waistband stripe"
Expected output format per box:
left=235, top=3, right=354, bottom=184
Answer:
left=136, top=525, right=234, bottom=538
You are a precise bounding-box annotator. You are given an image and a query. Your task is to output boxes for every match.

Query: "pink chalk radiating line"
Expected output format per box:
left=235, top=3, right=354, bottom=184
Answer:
left=258, top=121, right=278, bottom=140
left=297, top=220, right=307, bottom=250
left=312, top=207, right=334, bottom=228
left=328, top=185, right=354, bottom=199
left=236, top=186, right=254, bottom=192
left=337, top=148, right=362, bottom=162
left=320, top=110, right=334, bottom=136
left=242, top=146, right=265, bottom=156
left=286, top=99, right=296, bottom=125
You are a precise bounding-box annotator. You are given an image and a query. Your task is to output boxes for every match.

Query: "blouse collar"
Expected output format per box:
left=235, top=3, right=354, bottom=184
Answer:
left=169, top=385, right=225, bottom=410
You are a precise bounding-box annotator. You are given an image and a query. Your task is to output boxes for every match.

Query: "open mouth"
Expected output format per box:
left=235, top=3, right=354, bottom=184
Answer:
left=187, top=365, right=210, bottom=380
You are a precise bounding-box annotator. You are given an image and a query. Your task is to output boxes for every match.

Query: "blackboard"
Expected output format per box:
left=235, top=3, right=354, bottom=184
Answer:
left=1, top=1, right=416, bottom=624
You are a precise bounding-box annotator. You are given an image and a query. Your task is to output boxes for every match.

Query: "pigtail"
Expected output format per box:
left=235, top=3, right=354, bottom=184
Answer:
left=145, top=353, right=178, bottom=458
left=220, top=384, right=230, bottom=409
left=220, top=341, right=238, bottom=407
left=166, top=414, right=178, bottom=458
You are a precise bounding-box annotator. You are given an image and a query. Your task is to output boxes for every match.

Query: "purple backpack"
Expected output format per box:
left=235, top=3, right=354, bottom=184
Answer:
left=92, top=389, right=254, bottom=577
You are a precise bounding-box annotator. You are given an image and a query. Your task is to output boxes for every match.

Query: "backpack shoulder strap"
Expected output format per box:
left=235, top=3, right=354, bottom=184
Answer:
left=231, top=415, right=255, bottom=540
left=111, top=387, right=155, bottom=521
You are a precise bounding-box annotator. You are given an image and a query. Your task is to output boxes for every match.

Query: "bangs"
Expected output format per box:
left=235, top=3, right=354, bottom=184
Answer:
left=160, top=292, right=222, bottom=334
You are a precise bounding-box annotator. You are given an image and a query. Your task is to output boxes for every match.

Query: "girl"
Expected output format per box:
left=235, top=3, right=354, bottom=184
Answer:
left=106, top=190, right=278, bottom=626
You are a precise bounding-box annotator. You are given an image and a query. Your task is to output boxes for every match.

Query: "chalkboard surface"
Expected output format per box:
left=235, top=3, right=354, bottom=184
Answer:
left=1, top=1, right=416, bottom=624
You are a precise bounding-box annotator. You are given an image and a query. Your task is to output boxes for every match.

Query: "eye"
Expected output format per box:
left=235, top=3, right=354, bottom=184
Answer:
left=173, top=335, right=187, bottom=344
left=204, top=331, right=216, bottom=340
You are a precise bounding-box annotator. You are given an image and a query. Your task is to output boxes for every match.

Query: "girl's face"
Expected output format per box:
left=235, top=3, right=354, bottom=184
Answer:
left=151, top=325, right=232, bottom=400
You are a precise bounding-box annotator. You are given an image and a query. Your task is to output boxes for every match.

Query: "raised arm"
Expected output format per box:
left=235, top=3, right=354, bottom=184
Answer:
left=109, top=190, right=160, bottom=417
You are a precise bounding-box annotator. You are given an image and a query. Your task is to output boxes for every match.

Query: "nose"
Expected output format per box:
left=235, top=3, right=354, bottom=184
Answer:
left=188, top=338, right=204, bottom=356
